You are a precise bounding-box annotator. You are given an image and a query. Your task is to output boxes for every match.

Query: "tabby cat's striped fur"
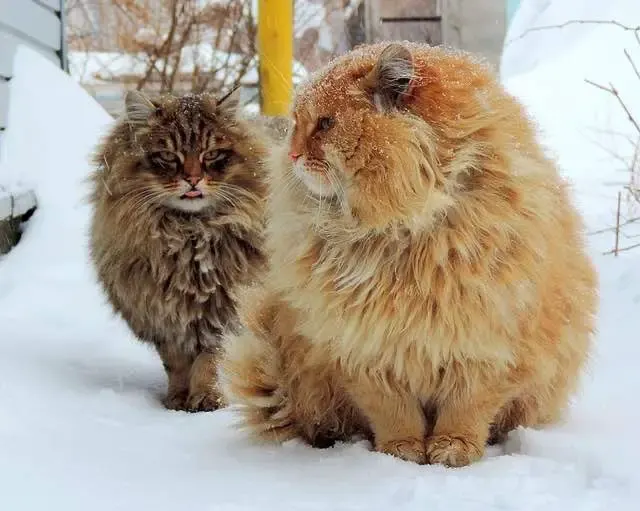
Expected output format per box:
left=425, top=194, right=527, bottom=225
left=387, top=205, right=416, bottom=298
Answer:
left=89, top=90, right=269, bottom=411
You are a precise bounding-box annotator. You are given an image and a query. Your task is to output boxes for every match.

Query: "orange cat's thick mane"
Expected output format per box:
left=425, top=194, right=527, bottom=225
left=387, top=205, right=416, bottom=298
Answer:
left=221, top=42, right=598, bottom=467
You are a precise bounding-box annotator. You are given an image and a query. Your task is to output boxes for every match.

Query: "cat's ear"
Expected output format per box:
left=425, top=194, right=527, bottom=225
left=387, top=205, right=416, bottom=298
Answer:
left=124, top=90, right=156, bottom=123
left=364, top=43, right=415, bottom=112
left=217, top=87, right=242, bottom=117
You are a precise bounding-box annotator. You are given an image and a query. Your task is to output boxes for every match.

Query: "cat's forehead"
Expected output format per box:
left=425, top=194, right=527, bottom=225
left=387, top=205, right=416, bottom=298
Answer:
left=147, top=93, right=232, bottom=148
left=294, top=44, right=389, bottom=114
left=157, top=93, right=216, bottom=122
left=295, top=74, right=360, bottom=119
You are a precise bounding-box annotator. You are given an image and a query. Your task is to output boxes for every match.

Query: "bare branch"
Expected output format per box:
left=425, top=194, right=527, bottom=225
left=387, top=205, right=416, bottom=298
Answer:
left=506, top=19, right=640, bottom=46
left=624, top=50, right=640, bottom=81
left=585, top=79, right=640, bottom=135
left=524, top=20, right=639, bottom=253
left=588, top=216, right=640, bottom=235
left=603, top=242, right=640, bottom=255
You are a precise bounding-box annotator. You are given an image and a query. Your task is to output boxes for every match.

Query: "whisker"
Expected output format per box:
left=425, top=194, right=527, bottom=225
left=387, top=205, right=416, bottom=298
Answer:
left=122, top=196, right=163, bottom=219
left=106, top=187, right=169, bottom=218
left=215, top=185, right=260, bottom=210
left=217, top=183, right=260, bottom=202
left=269, top=170, right=307, bottom=207
left=315, top=183, right=325, bottom=226
left=215, top=190, right=242, bottom=209
left=323, top=164, right=347, bottom=213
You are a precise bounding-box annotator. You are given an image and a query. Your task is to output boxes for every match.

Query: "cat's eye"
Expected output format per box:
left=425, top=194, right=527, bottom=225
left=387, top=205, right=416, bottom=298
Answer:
left=154, top=151, right=178, bottom=163
left=203, top=149, right=233, bottom=172
left=316, top=116, right=335, bottom=132
left=149, top=151, right=179, bottom=170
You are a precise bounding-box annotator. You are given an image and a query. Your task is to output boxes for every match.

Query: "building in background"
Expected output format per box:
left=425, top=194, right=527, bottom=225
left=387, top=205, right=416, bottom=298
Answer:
left=1, top=0, right=67, bottom=141
left=65, top=0, right=336, bottom=116
left=358, top=0, right=506, bottom=69
left=1, top=0, right=66, bottom=252
left=63, top=0, right=511, bottom=116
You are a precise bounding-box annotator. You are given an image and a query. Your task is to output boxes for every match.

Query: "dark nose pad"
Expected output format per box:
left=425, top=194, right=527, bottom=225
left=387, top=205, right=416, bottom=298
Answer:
left=185, top=175, right=201, bottom=187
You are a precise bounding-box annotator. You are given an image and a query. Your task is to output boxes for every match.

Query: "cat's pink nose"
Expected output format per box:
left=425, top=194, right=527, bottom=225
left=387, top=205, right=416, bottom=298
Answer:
left=185, top=175, right=202, bottom=186
left=289, top=151, right=301, bottom=161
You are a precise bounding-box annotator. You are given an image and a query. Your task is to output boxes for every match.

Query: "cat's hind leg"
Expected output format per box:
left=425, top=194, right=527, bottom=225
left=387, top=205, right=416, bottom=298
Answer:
left=488, top=376, right=577, bottom=445
left=220, top=290, right=365, bottom=445
left=487, top=395, right=542, bottom=445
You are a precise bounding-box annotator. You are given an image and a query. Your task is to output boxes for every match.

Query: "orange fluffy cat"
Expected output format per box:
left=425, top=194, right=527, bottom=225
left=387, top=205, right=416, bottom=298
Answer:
left=220, top=42, right=599, bottom=467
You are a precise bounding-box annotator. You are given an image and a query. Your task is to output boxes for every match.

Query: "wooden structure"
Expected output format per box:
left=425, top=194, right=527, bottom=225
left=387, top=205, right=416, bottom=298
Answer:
left=362, top=0, right=505, bottom=69
left=364, top=0, right=444, bottom=47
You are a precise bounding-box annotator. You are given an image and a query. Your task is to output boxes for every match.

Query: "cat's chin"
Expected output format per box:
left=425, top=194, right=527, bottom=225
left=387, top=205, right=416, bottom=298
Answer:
left=165, top=196, right=213, bottom=213
left=293, top=162, right=336, bottom=199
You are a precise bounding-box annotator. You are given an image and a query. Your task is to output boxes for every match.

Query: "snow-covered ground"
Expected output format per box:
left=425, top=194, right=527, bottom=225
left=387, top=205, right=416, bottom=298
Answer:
left=1, top=0, right=640, bottom=508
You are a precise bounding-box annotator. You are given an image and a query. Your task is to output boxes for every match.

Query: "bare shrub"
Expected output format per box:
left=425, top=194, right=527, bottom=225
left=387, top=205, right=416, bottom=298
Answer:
left=507, top=19, right=640, bottom=254
left=66, top=0, right=256, bottom=97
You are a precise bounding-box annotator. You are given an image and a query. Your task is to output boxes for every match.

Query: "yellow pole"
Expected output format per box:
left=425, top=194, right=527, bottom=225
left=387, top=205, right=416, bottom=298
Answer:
left=258, top=0, right=293, bottom=116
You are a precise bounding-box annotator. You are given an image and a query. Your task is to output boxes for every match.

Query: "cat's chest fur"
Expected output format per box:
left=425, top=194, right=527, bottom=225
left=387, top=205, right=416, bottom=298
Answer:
left=117, top=212, right=264, bottom=351
left=277, top=230, right=519, bottom=375
left=150, top=218, right=236, bottom=300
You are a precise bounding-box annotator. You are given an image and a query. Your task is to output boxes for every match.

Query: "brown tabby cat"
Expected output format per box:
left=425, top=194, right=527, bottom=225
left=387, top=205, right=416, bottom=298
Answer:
left=89, top=89, right=268, bottom=412
left=220, top=42, right=599, bottom=466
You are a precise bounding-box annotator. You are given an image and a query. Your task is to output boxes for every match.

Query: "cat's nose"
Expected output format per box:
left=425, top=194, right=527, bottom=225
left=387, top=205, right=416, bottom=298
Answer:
left=288, top=151, right=301, bottom=161
left=185, top=175, right=202, bottom=186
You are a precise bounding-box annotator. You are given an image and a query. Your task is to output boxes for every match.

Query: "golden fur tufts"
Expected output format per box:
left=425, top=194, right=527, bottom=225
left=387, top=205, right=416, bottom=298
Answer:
left=220, top=42, right=599, bottom=466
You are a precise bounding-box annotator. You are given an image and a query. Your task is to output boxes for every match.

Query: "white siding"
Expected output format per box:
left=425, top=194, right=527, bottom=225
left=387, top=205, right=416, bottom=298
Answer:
left=1, top=0, right=64, bottom=225
left=0, top=0, right=65, bottom=130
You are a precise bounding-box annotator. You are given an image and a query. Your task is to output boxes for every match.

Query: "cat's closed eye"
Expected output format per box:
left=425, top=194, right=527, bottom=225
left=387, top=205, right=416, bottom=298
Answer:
left=203, top=149, right=233, bottom=173
left=316, top=116, right=335, bottom=133
left=150, top=151, right=179, bottom=168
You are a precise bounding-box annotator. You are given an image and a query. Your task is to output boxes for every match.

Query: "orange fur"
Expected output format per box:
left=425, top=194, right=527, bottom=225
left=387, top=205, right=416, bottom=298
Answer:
left=220, top=42, right=599, bottom=466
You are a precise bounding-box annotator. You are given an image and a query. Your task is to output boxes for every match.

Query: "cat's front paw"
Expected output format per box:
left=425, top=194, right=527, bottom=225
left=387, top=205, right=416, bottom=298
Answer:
left=163, top=389, right=189, bottom=411
left=376, top=437, right=427, bottom=464
left=425, top=434, right=483, bottom=467
left=185, top=352, right=223, bottom=412
left=185, top=389, right=224, bottom=412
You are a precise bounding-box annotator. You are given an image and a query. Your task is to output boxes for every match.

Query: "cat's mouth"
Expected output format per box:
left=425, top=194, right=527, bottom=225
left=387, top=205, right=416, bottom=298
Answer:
left=181, top=190, right=204, bottom=199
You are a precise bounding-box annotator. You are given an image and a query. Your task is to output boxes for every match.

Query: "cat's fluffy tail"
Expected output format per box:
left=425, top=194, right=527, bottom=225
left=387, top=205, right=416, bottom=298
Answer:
left=218, top=290, right=299, bottom=443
